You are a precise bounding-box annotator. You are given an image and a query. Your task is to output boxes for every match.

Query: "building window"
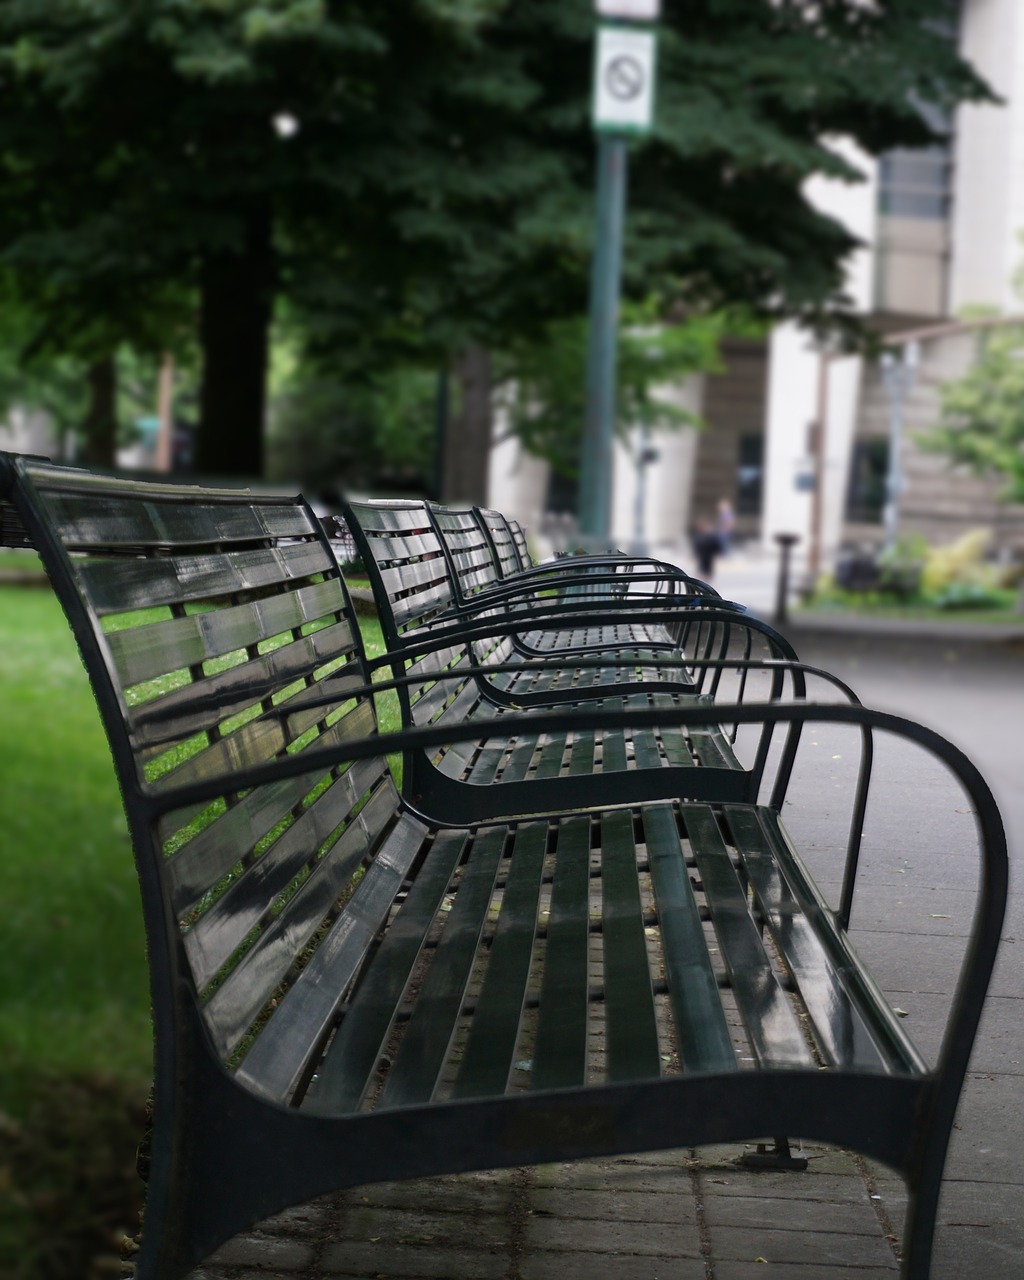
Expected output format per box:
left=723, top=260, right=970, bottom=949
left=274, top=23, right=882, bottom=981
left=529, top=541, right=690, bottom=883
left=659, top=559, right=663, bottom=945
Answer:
left=736, top=434, right=763, bottom=517
left=878, top=146, right=952, bottom=221
left=876, top=6, right=959, bottom=224
left=846, top=439, right=889, bottom=524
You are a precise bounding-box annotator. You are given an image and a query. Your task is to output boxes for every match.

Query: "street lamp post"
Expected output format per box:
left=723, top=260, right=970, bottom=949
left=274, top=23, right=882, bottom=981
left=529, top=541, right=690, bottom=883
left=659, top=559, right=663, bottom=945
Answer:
left=577, top=1, right=660, bottom=545
left=880, top=340, right=920, bottom=551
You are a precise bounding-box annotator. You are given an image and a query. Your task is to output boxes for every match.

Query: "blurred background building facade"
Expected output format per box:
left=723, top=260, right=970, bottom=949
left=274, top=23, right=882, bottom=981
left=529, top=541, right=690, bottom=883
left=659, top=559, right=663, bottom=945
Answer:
left=493, top=0, right=1024, bottom=566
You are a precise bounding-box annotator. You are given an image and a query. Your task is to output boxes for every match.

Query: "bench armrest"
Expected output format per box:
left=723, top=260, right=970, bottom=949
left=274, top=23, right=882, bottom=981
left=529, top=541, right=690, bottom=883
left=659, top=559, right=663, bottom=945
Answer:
left=375, top=601, right=798, bottom=665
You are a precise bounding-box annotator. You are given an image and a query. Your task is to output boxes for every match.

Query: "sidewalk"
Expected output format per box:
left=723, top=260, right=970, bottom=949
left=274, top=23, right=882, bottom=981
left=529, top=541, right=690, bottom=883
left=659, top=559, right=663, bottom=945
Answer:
left=192, top=1144, right=906, bottom=1279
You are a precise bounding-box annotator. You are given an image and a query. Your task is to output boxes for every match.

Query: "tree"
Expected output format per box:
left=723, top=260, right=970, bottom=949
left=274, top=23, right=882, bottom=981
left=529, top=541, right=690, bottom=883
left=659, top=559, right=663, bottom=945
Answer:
left=0, top=1, right=992, bottom=481
left=920, top=321, right=1024, bottom=503
left=0, top=1, right=501, bottom=474
left=496, top=302, right=755, bottom=482
left=290, top=0, right=993, bottom=497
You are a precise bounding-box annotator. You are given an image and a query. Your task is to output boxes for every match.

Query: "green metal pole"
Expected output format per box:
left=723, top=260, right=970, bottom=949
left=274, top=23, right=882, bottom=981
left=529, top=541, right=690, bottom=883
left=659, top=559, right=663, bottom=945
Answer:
left=578, top=132, right=628, bottom=543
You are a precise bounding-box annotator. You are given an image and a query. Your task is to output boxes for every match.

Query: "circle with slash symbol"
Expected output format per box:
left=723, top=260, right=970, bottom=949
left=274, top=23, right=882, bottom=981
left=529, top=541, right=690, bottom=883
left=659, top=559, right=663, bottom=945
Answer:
left=604, top=54, right=646, bottom=101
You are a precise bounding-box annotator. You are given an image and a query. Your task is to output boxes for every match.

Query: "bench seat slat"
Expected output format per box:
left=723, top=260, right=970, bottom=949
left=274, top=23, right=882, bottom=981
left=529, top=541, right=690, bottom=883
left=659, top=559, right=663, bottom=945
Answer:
left=308, top=829, right=470, bottom=1114
left=451, top=824, right=549, bottom=1099
left=183, top=763, right=393, bottom=990
left=203, top=781, right=400, bottom=1057
left=729, top=807, right=925, bottom=1075
left=568, top=727, right=597, bottom=776
left=601, top=809, right=663, bottom=1082
left=643, top=805, right=738, bottom=1072
left=166, top=754, right=387, bottom=915
left=681, top=804, right=815, bottom=1069
left=235, top=813, right=433, bottom=1105
left=600, top=699, right=628, bottom=773
left=78, top=543, right=335, bottom=614
left=380, top=827, right=510, bottom=1108
left=532, top=816, right=592, bottom=1091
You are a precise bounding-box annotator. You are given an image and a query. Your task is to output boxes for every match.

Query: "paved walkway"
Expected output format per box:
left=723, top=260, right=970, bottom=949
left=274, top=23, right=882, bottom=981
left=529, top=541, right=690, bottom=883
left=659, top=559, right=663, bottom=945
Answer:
left=192, top=1145, right=906, bottom=1279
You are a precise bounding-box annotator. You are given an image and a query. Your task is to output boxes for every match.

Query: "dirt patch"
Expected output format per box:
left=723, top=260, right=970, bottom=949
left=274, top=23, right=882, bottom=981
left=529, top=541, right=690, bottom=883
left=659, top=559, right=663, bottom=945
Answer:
left=1, top=1072, right=148, bottom=1280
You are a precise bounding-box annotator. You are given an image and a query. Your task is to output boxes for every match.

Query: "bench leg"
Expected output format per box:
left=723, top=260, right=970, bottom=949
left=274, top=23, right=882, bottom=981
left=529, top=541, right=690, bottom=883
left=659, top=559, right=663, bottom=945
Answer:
left=737, top=1137, right=809, bottom=1172
left=899, top=1177, right=941, bottom=1280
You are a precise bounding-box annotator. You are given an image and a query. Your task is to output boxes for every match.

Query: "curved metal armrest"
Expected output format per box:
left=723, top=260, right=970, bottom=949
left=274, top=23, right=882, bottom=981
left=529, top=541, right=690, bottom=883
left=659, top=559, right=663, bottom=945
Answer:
left=487, top=554, right=717, bottom=597
left=378, top=599, right=778, bottom=660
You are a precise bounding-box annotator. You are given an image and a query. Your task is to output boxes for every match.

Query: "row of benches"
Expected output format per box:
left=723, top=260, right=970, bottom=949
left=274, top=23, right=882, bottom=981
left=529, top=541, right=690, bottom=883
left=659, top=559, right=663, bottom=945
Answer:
left=0, top=451, right=1008, bottom=1280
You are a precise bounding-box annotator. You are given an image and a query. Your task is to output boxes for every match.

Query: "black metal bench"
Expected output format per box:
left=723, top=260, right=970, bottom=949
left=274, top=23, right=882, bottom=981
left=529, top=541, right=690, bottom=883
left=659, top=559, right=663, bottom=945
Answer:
left=0, top=453, right=1007, bottom=1280
left=341, top=496, right=811, bottom=821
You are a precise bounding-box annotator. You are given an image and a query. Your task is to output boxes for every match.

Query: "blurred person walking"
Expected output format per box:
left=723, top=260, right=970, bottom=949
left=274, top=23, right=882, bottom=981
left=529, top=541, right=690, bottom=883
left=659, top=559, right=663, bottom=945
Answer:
left=691, top=518, right=720, bottom=579
left=716, top=497, right=735, bottom=554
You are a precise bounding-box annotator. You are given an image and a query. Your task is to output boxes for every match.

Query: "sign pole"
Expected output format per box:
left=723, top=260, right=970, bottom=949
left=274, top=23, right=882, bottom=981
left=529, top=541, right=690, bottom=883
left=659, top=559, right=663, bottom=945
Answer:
left=579, top=133, right=628, bottom=542
left=577, top=4, right=659, bottom=544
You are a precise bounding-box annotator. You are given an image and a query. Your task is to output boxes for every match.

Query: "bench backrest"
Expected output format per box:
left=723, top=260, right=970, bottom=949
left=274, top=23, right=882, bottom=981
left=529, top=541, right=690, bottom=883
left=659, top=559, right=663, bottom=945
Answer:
left=341, top=497, right=456, bottom=644
left=430, top=505, right=504, bottom=601
left=507, top=517, right=532, bottom=570
left=475, top=506, right=530, bottom=577
left=0, top=454, right=400, bottom=1105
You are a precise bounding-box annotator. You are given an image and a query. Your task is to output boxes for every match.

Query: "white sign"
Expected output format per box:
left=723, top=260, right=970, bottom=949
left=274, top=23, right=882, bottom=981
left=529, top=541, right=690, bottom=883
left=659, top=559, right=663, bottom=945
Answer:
left=595, top=0, right=661, bottom=20
left=593, top=27, right=657, bottom=133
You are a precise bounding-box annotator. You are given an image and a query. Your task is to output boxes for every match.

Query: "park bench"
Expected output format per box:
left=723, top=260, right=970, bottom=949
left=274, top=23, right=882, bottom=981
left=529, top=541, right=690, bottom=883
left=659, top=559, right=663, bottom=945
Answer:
left=0, top=452, right=1007, bottom=1280
left=472, top=501, right=717, bottom=612
left=340, top=495, right=806, bottom=820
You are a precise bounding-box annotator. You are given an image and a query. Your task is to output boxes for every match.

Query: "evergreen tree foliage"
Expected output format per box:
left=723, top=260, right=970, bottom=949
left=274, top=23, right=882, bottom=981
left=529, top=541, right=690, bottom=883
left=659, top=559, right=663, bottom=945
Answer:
left=0, top=1, right=993, bottom=477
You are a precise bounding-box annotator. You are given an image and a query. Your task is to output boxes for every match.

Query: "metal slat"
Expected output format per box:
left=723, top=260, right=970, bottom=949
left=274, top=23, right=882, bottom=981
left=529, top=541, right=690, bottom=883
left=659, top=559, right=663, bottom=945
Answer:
left=235, top=814, right=432, bottom=1105
left=308, top=829, right=469, bottom=1114
left=599, top=699, right=628, bottom=774
left=107, top=578, right=345, bottom=686
left=43, top=492, right=316, bottom=548
left=184, top=768, right=392, bottom=992
left=452, top=824, right=548, bottom=1098
left=127, top=625, right=360, bottom=748
left=78, top=542, right=335, bottom=614
left=380, top=827, right=509, bottom=1107
left=498, top=731, right=545, bottom=784
left=727, top=806, right=921, bottom=1074
left=600, top=809, right=662, bottom=1083
left=202, top=782, right=400, bottom=1057
left=643, top=804, right=737, bottom=1073
left=681, top=803, right=815, bottom=1069
left=166, top=753, right=386, bottom=914
left=147, top=690, right=375, bottom=799
left=532, top=816, right=591, bottom=1090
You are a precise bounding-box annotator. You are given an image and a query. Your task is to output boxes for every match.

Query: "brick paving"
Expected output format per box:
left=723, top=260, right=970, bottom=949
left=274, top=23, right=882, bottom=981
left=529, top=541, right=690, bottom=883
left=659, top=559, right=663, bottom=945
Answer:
left=184, top=1143, right=904, bottom=1280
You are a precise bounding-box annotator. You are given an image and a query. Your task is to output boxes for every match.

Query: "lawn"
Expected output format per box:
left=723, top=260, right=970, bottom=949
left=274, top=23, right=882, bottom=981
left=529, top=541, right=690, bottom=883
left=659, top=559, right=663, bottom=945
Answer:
left=0, top=584, right=392, bottom=1279
left=797, top=598, right=1024, bottom=626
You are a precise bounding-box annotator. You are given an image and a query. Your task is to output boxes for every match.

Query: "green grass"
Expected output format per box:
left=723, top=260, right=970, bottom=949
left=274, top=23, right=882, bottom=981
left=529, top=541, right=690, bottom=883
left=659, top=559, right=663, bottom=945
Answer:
left=0, top=585, right=398, bottom=1277
left=0, top=589, right=152, bottom=1091
left=0, top=587, right=153, bottom=1277
left=797, top=599, right=1024, bottom=625
left=0, top=548, right=43, bottom=573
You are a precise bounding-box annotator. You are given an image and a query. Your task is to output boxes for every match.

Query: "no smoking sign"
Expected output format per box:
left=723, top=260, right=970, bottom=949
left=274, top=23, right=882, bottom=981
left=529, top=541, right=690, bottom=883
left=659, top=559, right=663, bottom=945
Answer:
left=593, top=26, right=657, bottom=134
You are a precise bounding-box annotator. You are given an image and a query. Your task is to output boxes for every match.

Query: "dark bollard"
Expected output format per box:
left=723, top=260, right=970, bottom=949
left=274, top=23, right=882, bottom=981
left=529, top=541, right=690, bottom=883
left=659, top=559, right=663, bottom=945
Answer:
left=774, top=533, right=800, bottom=626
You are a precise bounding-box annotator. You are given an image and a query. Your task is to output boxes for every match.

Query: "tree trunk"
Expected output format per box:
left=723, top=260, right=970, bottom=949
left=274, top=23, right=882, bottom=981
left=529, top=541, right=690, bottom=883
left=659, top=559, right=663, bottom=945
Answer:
left=196, top=205, right=274, bottom=478
left=443, top=344, right=492, bottom=505
left=83, top=355, right=117, bottom=469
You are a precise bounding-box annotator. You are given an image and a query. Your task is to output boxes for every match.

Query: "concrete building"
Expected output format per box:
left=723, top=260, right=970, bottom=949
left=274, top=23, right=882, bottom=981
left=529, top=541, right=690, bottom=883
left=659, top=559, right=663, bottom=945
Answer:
left=492, top=0, right=1024, bottom=568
